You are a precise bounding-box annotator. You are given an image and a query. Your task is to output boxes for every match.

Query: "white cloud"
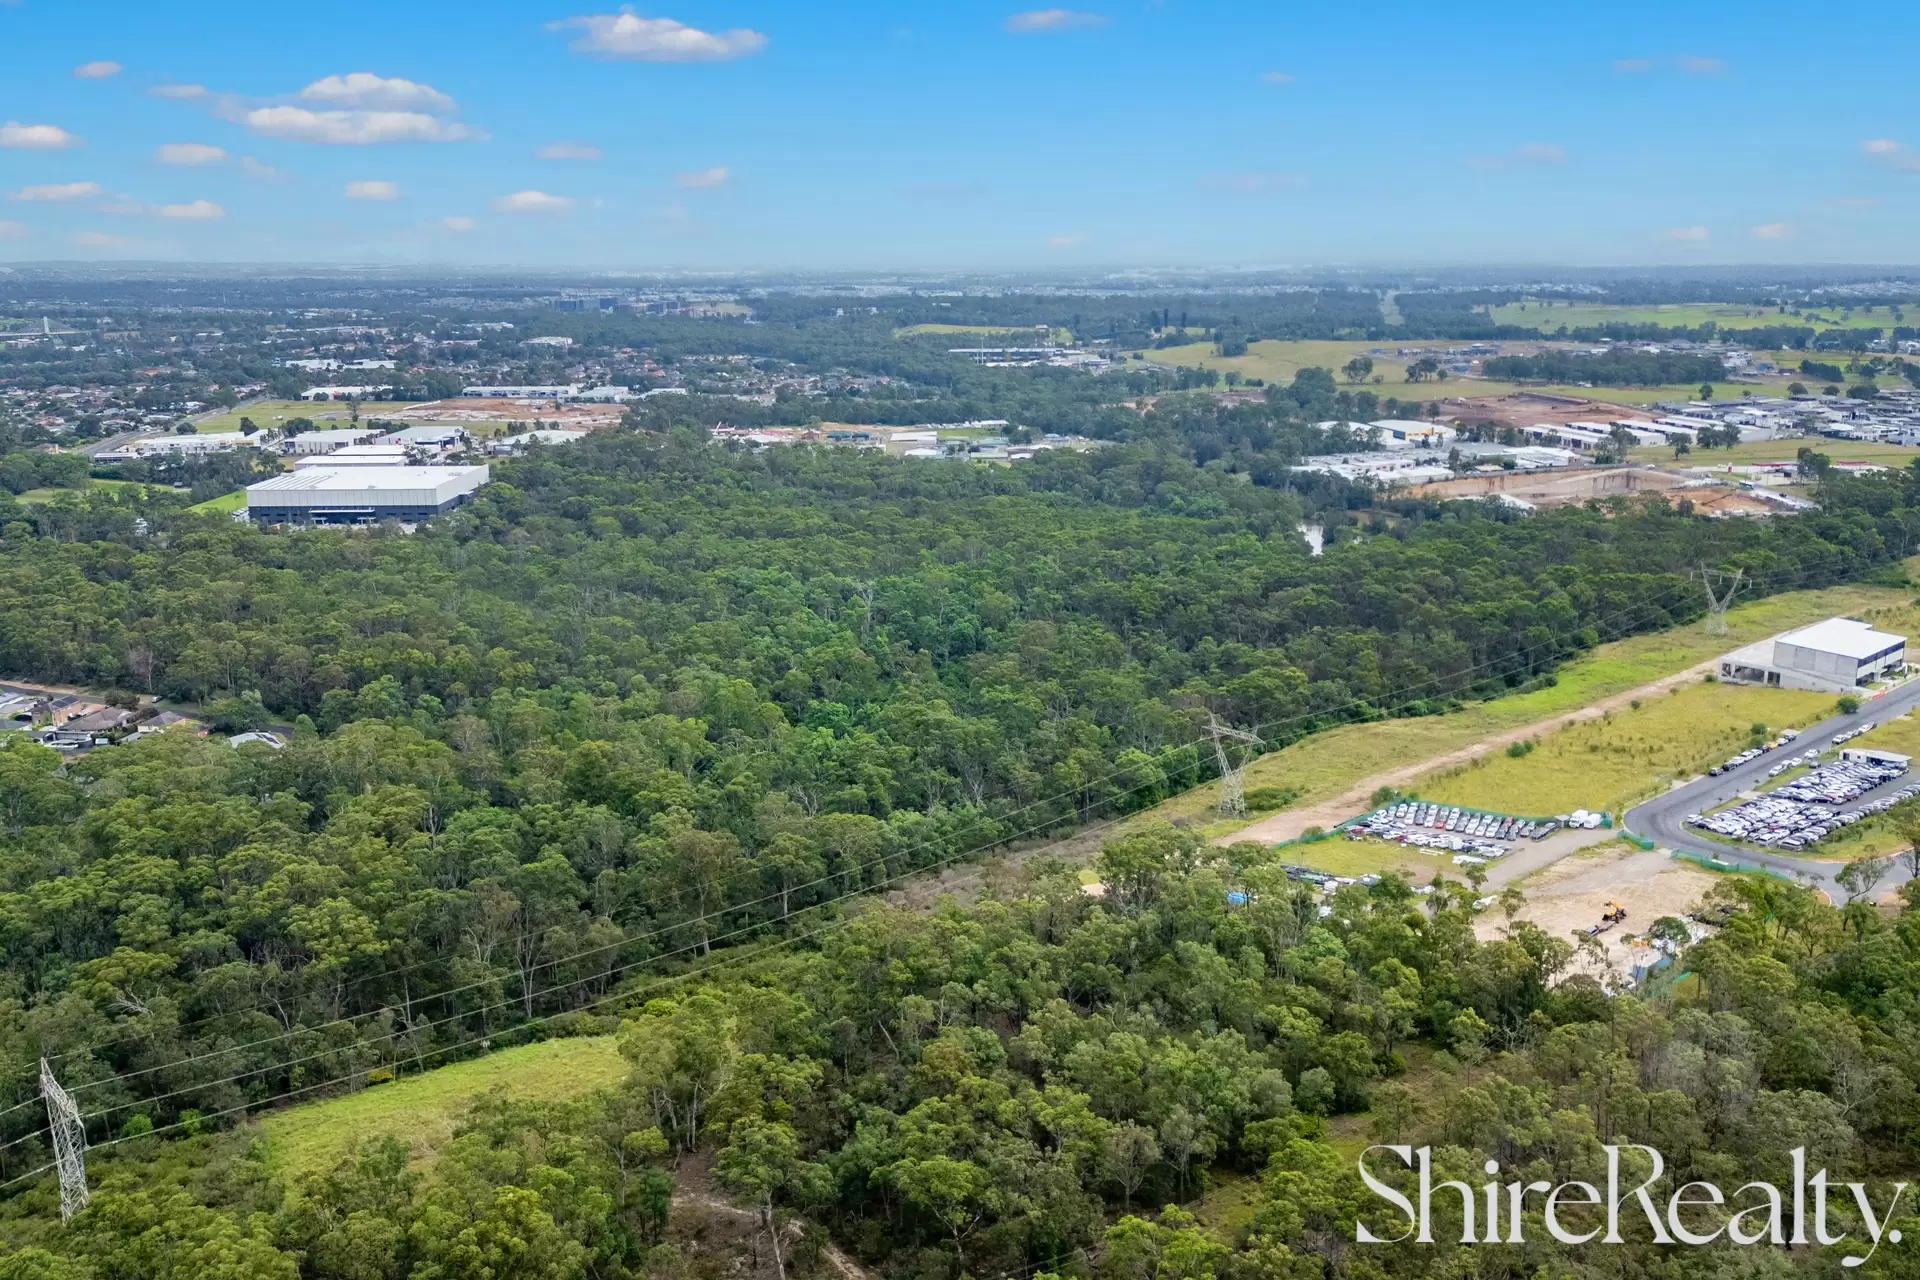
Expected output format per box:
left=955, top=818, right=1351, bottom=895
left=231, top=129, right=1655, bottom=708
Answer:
left=674, top=166, right=729, bottom=188
left=1262, top=71, right=1294, bottom=84
left=345, top=179, right=401, bottom=201
left=155, top=199, right=223, bottom=219
left=73, top=61, right=122, bottom=79
left=99, top=197, right=226, bottom=219
left=440, top=215, right=476, bottom=231
left=1006, top=8, right=1106, bottom=32
left=551, top=10, right=768, bottom=61
left=1679, top=55, right=1724, bottom=75
left=1466, top=143, right=1566, bottom=170
left=71, top=231, right=138, bottom=248
left=1198, top=172, right=1306, bottom=192
left=10, top=181, right=103, bottom=202
left=538, top=140, right=602, bottom=161
left=1047, top=233, right=1084, bottom=246
left=1661, top=225, right=1709, bottom=241
left=491, top=190, right=574, bottom=214
left=299, top=72, right=457, bottom=114
left=1611, top=57, right=1653, bottom=72
left=1751, top=222, right=1791, bottom=239
left=238, top=105, right=477, bottom=145
left=1863, top=139, right=1920, bottom=172
left=238, top=156, right=281, bottom=180
left=150, top=84, right=210, bottom=100
left=155, top=142, right=228, bottom=166
left=0, top=220, right=26, bottom=239
left=0, top=121, right=83, bottom=150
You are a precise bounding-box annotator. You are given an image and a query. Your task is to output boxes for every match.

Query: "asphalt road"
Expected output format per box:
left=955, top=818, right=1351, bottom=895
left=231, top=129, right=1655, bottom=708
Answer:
left=1624, top=677, right=1920, bottom=892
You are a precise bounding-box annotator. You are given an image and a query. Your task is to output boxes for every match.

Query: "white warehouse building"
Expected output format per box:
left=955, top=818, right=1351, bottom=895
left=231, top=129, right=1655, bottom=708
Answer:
left=244, top=466, right=490, bottom=526
left=1719, top=617, right=1907, bottom=694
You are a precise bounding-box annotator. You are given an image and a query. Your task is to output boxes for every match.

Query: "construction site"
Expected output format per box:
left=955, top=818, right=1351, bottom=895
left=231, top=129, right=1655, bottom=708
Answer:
left=1408, top=465, right=1783, bottom=515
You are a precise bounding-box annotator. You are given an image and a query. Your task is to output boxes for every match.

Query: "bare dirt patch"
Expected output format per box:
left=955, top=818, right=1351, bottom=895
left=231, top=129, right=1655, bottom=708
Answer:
left=388, top=398, right=625, bottom=428
left=1479, top=844, right=1718, bottom=979
left=1448, top=392, right=1659, bottom=433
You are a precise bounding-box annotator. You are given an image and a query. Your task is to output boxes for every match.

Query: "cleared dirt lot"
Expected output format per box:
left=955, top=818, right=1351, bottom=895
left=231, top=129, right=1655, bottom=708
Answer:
left=1477, top=842, right=1719, bottom=980
left=388, top=398, right=624, bottom=428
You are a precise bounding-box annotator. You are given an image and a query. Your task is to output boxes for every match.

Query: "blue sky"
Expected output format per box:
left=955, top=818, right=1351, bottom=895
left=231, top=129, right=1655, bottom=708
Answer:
left=2, top=0, right=1918, bottom=268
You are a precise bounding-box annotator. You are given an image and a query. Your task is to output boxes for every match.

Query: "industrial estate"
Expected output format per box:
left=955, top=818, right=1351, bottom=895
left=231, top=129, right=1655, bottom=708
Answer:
left=8, top=255, right=1920, bottom=1277
left=9, top=2, right=1920, bottom=1265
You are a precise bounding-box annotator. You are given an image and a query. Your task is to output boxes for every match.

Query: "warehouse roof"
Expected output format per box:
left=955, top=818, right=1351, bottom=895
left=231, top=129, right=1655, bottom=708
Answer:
left=1777, top=617, right=1906, bottom=661
left=247, top=466, right=486, bottom=494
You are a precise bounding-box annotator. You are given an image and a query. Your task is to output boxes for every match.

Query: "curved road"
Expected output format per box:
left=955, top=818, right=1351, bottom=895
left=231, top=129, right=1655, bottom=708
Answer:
left=1625, top=677, right=1920, bottom=893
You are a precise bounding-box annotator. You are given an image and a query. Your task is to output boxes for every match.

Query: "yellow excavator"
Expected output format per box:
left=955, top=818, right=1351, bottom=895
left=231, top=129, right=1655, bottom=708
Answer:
left=1601, top=901, right=1628, bottom=924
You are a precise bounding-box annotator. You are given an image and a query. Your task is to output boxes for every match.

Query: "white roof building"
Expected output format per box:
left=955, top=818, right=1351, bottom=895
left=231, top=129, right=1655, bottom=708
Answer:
left=285, top=427, right=381, bottom=456
left=1719, top=617, right=1906, bottom=694
left=460, top=385, right=580, bottom=399
left=294, top=444, right=412, bottom=468
left=245, top=466, right=490, bottom=525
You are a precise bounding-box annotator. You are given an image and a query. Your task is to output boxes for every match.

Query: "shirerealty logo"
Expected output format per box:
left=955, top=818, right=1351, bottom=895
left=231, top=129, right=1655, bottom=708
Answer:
left=1357, top=1145, right=1908, bottom=1266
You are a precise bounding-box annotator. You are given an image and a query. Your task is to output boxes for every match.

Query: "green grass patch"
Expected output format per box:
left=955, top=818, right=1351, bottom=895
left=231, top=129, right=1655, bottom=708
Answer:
left=187, top=490, right=247, bottom=514
left=1486, top=301, right=1899, bottom=332
left=256, top=1036, right=626, bottom=1178
left=15, top=478, right=159, bottom=504
left=1414, top=682, right=1834, bottom=816
left=895, top=323, right=1068, bottom=341
left=1141, top=575, right=1920, bottom=858
left=193, top=400, right=416, bottom=434
left=1634, top=438, right=1920, bottom=467
left=1145, top=339, right=1796, bottom=404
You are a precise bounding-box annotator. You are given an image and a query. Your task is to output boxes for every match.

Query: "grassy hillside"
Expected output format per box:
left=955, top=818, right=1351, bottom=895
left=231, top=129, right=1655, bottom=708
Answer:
left=1160, top=575, right=1920, bottom=845
left=1413, top=681, right=1834, bottom=815
left=1487, top=301, right=1899, bottom=332
left=1144, top=338, right=1796, bottom=404
left=256, top=1036, right=626, bottom=1177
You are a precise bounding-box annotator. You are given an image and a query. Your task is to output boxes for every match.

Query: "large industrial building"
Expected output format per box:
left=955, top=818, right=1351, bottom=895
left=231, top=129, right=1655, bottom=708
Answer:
left=1719, top=617, right=1907, bottom=693
left=244, top=466, right=490, bottom=525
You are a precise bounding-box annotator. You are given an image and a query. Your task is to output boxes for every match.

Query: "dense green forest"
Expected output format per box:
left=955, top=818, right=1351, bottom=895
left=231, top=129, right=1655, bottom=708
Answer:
left=3, top=827, right=1920, bottom=1280
left=6, top=374, right=1920, bottom=1273
left=1478, top=350, right=1728, bottom=387
left=0, top=413, right=1915, bottom=1131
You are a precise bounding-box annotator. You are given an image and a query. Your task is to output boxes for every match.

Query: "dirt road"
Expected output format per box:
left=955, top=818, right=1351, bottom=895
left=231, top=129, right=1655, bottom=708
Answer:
left=1220, top=657, right=1723, bottom=846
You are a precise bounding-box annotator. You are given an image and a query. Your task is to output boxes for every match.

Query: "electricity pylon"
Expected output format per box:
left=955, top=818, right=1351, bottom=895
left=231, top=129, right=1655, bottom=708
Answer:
left=1206, top=716, right=1263, bottom=818
left=1697, top=567, right=1745, bottom=636
left=40, top=1059, right=88, bottom=1222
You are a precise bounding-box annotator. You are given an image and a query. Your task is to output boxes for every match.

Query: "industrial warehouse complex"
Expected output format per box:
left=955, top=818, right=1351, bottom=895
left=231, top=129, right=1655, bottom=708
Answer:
left=243, top=466, right=491, bottom=525
left=1718, top=616, right=1908, bottom=693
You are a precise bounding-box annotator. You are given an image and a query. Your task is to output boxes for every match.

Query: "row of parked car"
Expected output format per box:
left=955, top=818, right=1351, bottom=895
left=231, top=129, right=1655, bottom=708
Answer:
left=1685, top=758, right=1913, bottom=849
left=1707, top=727, right=1803, bottom=777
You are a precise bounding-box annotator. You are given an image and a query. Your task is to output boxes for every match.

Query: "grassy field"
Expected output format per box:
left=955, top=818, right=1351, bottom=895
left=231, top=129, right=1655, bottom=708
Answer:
left=192, top=400, right=416, bottom=434
left=1413, top=682, right=1836, bottom=816
left=15, top=478, right=162, bottom=504
left=1153, top=576, right=1920, bottom=865
left=1144, top=339, right=1797, bottom=405
left=896, top=323, right=1066, bottom=341
left=1487, top=301, right=1902, bottom=332
left=186, top=490, right=247, bottom=514
left=1633, top=439, right=1920, bottom=467
left=257, top=1036, right=627, bottom=1178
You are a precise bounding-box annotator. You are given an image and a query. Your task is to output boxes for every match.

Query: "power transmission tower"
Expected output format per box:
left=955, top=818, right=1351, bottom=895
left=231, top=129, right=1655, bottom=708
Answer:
left=40, top=1059, right=88, bottom=1223
left=1206, top=716, right=1263, bottom=818
left=1697, top=567, right=1745, bottom=636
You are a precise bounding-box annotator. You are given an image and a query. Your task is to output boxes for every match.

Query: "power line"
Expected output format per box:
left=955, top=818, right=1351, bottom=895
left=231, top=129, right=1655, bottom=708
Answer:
left=39, top=1061, right=87, bottom=1222
left=40, top=572, right=1719, bottom=1105
left=12, top=559, right=1839, bottom=1127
